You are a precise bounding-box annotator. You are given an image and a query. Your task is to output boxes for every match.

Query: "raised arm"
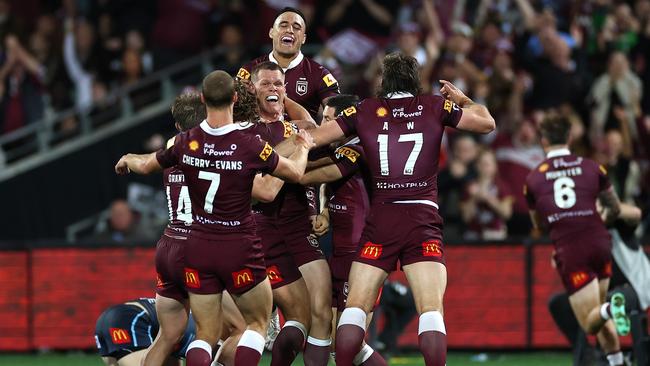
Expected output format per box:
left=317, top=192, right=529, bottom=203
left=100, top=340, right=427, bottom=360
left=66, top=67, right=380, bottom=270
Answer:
left=115, top=152, right=162, bottom=175
left=310, top=120, right=347, bottom=147
left=270, top=130, right=314, bottom=182
left=440, top=80, right=495, bottom=133
left=299, top=163, right=344, bottom=185
left=252, top=173, right=285, bottom=203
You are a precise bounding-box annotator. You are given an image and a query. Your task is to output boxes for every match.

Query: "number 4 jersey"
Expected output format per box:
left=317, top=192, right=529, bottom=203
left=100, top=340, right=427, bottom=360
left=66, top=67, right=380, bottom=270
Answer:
left=156, top=121, right=280, bottom=240
left=335, top=93, right=462, bottom=208
left=524, top=148, right=612, bottom=246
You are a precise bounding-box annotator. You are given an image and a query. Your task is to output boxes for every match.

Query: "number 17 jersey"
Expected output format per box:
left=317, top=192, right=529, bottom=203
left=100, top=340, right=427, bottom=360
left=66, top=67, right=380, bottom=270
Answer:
left=524, top=149, right=612, bottom=246
left=335, top=93, right=462, bottom=208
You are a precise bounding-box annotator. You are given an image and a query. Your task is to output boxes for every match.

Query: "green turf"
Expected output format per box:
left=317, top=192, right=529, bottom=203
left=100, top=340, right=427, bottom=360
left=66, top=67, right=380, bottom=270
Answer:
left=0, top=351, right=572, bottom=365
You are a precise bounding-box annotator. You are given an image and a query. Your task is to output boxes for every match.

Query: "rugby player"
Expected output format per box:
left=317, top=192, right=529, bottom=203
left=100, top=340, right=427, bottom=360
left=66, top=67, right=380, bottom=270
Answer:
left=309, top=52, right=496, bottom=366
left=300, top=94, right=387, bottom=365
left=524, top=116, right=628, bottom=366
left=115, top=70, right=314, bottom=366
left=238, top=9, right=340, bottom=363
left=94, top=298, right=195, bottom=366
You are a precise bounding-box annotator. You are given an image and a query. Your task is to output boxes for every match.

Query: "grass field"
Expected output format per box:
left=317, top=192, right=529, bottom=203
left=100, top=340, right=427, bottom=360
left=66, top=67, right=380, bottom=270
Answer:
left=0, top=351, right=573, bottom=365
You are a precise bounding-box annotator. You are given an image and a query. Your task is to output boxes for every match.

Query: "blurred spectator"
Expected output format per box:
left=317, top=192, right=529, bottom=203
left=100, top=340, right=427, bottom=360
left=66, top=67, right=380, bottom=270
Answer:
left=460, top=149, right=514, bottom=241
left=124, top=30, right=153, bottom=75
left=0, top=34, right=45, bottom=133
left=212, top=22, right=249, bottom=76
left=589, top=51, right=643, bottom=142
left=492, top=119, right=544, bottom=237
left=439, top=134, right=479, bottom=239
left=600, top=129, right=641, bottom=204
left=93, top=199, right=159, bottom=242
left=63, top=18, right=94, bottom=113
left=320, top=0, right=400, bottom=42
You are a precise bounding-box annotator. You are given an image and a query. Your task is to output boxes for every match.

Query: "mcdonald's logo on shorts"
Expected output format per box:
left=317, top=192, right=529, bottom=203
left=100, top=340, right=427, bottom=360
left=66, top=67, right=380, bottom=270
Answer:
left=360, top=242, right=382, bottom=260
left=570, top=271, right=589, bottom=289
left=603, top=262, right=612, bottom=277
left=232, top=269, right=254, bottom=289
left=184, top=268, right=200, bottom=289
left=109, top=328, right=132, bottom=344
left=422, top=240, right=443, bottom=257
left=266, top=265, right=284, bottom=285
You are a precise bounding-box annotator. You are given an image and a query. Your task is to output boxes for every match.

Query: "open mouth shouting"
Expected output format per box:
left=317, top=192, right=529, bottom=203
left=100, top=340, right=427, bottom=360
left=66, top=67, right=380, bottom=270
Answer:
left=280, top=34, right=295, bottom=47
left=265, top=95, right=279, bottom=103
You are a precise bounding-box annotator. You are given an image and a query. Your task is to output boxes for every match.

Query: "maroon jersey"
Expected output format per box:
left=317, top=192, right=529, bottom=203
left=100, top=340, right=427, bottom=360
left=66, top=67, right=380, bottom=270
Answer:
left=163, top=166, right=191, bottom=238
left=328, top=142, right=370, bottom=256
left=336, top=93, right=463, bottom=210
left=249, top=121, right=317, bottom=219
left=238, top=52, right=340, bottom=120
left=524, top=149, right=612, bottom=246
left=156, top=121, right=280, bottom=239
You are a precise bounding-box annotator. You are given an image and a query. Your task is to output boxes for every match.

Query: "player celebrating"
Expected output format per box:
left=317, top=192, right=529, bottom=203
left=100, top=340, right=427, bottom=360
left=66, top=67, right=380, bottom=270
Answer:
left=524, top=116, right=628, bottom=366
left=238, top=10, right=340, bottom=362
left=115, top=70, right=314, bottom=366
left=309, top=52, right=495, bottom=366
left=94, top=298, right=195, bottom=366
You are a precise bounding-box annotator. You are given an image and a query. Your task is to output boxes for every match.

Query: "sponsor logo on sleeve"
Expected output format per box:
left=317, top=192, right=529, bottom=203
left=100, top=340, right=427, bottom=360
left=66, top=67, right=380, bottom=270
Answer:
left=443, top=99, right=453, bottom=113
left=376, top=107, right=388, bottom=117
left=360, top=242, right=383, bottom=260
left=282, top=121, right=295, bottom=137
left=109, top=328, right=132, bottom=345
left=156, top=273, right=164, bottom=289
left=335, top=146, right=360, bottom=163
left=266, top=265, right=284, bottom=285
left=538, top=163, right=549, bottom=173
left=232, top=269, right=254, bottom=289
left=570, top=271, right=589, bottom=289
left=189, top=140, right=199, bottom=151
left=296, top=79, right=308, bottom=96
left=343, top=106, right=357, bottom=117
left=259, top=142, right=273, bottom=161
left=323, top=73, right=337, bottom=87
left=422, top=240, right=443, bottom=257
left=184, top=268, right=200, bottom=289
left=237, top=68, right=251, bottom=80
left=599, top=165, right=608, bottom=175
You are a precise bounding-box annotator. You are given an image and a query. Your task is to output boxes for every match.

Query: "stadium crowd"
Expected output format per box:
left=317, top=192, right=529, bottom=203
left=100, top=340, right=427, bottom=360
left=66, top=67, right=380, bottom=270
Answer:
left=2, top=0, right=649, bottom=241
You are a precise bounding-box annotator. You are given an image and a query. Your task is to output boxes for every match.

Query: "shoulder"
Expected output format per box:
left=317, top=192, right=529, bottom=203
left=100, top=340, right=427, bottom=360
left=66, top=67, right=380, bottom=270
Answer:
left=237, top=55, right=268, bottom=80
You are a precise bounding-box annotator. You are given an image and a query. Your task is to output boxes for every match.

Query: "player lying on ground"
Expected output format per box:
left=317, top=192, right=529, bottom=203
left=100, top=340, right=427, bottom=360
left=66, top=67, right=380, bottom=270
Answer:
left=525, top=115, right=629, bottom=366
left=95, top=298, right=195, bottom=366
left=309, top=52, right=495, bottom=366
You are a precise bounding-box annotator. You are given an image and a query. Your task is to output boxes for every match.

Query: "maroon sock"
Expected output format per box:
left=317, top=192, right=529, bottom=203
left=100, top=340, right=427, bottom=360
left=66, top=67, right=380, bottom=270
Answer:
left=418, top=330, right=447, bottom=366
left=235, top=346, right=262, bottom=365
left=186, top=347, right=212, bottom=366
left=304, top=337, right=331, bottom=366
left=360, top=350, right=388, bottom=366
left=335, top=324, right=365, bottom=365
left=270, top=325, right=305, bottom=366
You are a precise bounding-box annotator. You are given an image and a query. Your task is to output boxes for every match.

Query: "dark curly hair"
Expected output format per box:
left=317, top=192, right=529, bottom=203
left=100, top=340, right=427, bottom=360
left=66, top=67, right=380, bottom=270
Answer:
left=233, top=78, right=260, bottom=123
left=378, top=52, right=422, bottom=97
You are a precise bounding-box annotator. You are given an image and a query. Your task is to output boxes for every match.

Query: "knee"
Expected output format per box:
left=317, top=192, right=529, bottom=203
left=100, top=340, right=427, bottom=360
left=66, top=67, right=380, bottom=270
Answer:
left=312, top=302, right=333, bottom=323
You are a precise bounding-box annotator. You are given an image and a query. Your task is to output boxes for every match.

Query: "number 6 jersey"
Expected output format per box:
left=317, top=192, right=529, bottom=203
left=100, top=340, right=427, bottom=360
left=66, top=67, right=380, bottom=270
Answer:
left=334, top=93, right=462, bottom=209
left=524, top=148, right=612, bottom=245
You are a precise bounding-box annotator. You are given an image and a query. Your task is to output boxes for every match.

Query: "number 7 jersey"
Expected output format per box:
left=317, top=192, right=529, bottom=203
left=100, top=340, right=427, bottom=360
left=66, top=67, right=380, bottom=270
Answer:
left=335, top=93, right=462, bottom=207
left=524, top=149, right=612, bottom=245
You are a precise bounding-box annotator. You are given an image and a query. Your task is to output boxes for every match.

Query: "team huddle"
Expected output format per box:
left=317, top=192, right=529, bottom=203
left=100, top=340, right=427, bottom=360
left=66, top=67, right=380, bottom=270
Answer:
left=99, top=6, right=632, bottom=366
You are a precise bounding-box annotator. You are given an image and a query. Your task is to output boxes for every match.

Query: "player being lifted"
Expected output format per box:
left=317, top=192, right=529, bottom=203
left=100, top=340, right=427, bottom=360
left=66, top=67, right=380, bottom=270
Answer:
left=239, top=8, right=341, bottom=363
left=309, top=52, right=495, bottom=366
left=524, top=116, right=629, bottom=366
left=115, top=71, right=314, bottom=366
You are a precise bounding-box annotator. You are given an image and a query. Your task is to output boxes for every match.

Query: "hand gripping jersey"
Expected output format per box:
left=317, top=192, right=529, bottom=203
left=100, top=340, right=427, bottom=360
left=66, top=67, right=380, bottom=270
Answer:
left=238, top=52, right=340, bottom=121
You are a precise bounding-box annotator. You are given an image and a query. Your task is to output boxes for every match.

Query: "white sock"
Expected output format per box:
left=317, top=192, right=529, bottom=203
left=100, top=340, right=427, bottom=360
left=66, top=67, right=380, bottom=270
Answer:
left=338, top=307, right=367, bottom=331
left=186, top=339, right=212, bottom=358
left=600, top=303, right=611, bottom=320
left=353, top=344, right=374, bottom=365
left=307, top=336, right=331, bottom=346
left=418, top=311, right=446, bottom=335
left=237, top=329, right=266, bottom=355
left=607, top=351, right=623, bottom=366
left=283, top=320, right=308, bottom=339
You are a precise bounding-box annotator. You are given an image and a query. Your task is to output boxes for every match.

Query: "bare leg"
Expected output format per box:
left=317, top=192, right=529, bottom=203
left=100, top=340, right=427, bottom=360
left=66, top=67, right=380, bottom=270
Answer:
left=143, top=294, right=189, bottom=366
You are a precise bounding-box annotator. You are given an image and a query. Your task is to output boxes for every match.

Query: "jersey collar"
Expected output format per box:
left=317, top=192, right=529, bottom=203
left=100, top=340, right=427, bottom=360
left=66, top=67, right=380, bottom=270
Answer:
left=269, top=51, right=304, bottom=72
left=200, top=120, right=252, bottom=136
left=386, top=92, right=414, bottom=99
left=546, top=148, right=571, bottom=158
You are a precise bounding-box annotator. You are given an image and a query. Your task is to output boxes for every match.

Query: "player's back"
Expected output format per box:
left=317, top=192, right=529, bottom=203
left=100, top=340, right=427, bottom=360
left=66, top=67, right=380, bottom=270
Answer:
left=158, top=121, right=279, bottom=239
left=525, top=151, right=611, bottom=245
left=349, top=94, right=461, bottom=206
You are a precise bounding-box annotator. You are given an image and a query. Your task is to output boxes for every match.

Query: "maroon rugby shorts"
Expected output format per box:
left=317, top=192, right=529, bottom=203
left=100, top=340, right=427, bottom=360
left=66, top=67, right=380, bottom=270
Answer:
left=279, top=214, right=325, bottom=267
left=554, top=238, right=612, bottom=295
left=155, top=233, right=189, bottom=301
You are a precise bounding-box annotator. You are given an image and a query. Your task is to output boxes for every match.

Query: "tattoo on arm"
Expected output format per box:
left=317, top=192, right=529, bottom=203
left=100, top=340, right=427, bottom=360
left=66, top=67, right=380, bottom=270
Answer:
left=598, top=187, right=621, bottom=221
